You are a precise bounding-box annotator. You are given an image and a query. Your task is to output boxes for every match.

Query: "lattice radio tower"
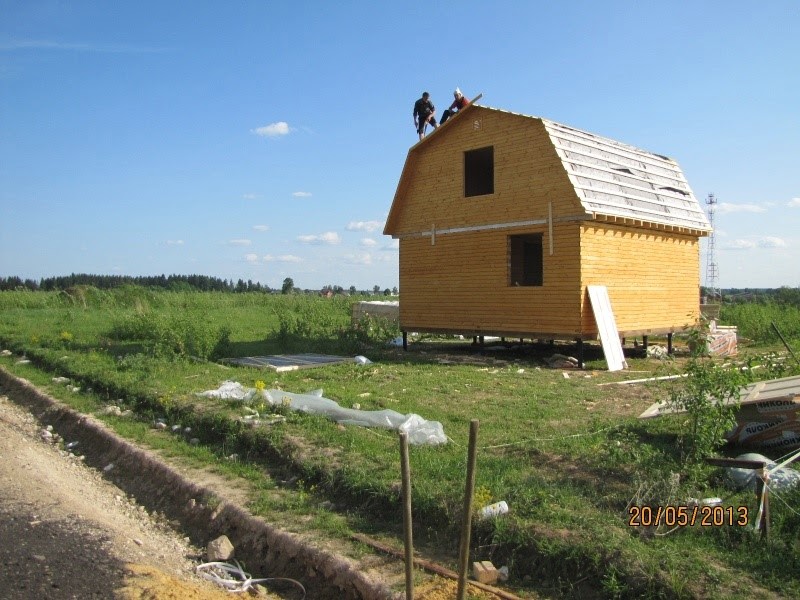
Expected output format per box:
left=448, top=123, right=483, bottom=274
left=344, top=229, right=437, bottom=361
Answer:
left=704, top=193, right=720, bottom=301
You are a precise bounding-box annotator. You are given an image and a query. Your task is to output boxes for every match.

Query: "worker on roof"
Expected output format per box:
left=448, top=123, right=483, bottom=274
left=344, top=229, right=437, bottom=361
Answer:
left=440, top=87, right=469, bottom=125
left=413, top=92, right=437, bottom=141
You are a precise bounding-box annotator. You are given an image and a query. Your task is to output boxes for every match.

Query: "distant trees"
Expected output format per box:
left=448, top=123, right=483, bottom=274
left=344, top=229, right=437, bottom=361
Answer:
left=0, top=273, right=408, bottom=296
left=0, top=276, right=39, bottom=291
left=0, top=273, right=270, bottom=293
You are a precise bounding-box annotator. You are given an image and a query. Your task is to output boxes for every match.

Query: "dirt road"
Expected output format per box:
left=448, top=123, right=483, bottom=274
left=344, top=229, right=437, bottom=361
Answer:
left=0, top=370, right=503, bottom=600
left=0, top=392, right=252, bottom=599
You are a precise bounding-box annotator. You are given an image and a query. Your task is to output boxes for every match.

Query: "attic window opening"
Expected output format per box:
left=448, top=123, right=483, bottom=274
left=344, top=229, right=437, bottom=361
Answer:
left=464, top=146, right=494, bottom=197
left=509, top=234, right=543, bottom=287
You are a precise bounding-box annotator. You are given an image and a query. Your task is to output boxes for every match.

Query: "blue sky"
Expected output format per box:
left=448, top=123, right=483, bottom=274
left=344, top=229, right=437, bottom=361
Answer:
left=1, top=0, right=798, bottom=290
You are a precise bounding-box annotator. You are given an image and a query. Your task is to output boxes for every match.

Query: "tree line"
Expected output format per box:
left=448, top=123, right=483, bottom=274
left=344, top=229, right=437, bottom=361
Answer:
left=0, top=273, right=398, bottom=296
left=720, top=287, right=800, bottom=307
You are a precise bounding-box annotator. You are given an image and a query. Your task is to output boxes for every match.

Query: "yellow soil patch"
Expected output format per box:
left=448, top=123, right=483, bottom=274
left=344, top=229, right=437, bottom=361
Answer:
left=416, top=575, right=496, bottom=599
left=116, top=563, right=285, bottom=600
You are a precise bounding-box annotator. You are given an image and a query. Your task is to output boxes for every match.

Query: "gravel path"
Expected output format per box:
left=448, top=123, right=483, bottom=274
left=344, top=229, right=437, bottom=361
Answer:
left=0, top=392, right=249, bottom=599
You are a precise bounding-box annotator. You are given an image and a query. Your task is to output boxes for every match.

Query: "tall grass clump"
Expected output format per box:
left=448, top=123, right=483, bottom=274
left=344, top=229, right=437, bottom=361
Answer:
left=108, top=311, right=230, bottom=360
left=269, top=295, right=399, bottom=354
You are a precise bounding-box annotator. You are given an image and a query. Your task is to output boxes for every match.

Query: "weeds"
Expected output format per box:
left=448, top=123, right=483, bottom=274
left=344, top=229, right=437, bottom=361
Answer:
left=108, top=311, right=231, bottom=360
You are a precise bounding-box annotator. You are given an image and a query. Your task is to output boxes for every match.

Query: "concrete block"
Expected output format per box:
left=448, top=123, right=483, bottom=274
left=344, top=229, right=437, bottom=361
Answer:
left=472, top=560, right=499, bottom=584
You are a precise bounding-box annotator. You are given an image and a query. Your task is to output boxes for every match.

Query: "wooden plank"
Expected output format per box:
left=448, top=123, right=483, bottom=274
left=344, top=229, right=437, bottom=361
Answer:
left=705, top=457, right=767, bottom=470
left=587, top=285, right=628, bottom=372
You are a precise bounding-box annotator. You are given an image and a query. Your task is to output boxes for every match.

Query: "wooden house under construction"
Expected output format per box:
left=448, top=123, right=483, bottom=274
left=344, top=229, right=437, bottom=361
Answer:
left=383, top=103, right=712, bottom=361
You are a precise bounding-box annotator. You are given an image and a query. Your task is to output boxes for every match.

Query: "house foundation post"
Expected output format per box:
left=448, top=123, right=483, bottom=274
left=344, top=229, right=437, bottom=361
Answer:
left=667, top=333, right=673, bottom=355
left=402, top=331, right=408, bottom=351
left=576, top=339, right=584, bottom=369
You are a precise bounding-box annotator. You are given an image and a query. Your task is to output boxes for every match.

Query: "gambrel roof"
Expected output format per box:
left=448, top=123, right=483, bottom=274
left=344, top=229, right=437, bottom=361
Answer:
left=542, top=117, right=710, bottom=233
left=385, top=104, right=711, bottom=236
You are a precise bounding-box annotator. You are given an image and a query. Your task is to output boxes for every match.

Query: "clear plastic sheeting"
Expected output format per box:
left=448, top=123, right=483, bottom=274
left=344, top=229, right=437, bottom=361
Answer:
left=198, top=382, right=447, bottom=445
left=196, top=380, right=258, bottom=402
left=726, top=452, right=800, bottom=492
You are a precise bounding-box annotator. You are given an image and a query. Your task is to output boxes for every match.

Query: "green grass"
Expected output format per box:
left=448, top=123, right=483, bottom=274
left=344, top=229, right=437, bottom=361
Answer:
left=720, top=301, right=800, bottom=345
left=2, top=287, right=800, bottom=599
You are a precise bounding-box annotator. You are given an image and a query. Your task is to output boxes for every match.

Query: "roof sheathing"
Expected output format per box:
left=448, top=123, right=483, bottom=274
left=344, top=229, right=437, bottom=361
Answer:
left=541, top=119, right=711, bottom=233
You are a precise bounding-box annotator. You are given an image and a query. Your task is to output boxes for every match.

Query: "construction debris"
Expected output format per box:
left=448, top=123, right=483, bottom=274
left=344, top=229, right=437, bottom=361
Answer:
left=707, top=322, right=738, bottom=357
left=640, top=375, right=800, bottom=451
left=725, top=452, right=800, bottom=492
left=546, top=354, right=579, bottom=369
left=198, top=382, right=448, bottom=445
left=472, top=561, right=499, bottom=585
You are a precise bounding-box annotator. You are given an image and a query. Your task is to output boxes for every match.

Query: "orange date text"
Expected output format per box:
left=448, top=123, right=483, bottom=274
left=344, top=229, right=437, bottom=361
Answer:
left=627, top=505, right=748, bottom=528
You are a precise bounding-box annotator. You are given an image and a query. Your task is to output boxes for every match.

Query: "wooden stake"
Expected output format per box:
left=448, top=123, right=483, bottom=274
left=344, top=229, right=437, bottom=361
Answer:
left=400, top=431, right=414, bottom=599
left=457, top=420, right=480, bottom=600
left=760, top=467, right=770, bottom=540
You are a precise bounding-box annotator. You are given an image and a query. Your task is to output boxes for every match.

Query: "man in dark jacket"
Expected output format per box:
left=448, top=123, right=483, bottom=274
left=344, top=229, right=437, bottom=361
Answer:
left=413, top=92, right=437, bottom=140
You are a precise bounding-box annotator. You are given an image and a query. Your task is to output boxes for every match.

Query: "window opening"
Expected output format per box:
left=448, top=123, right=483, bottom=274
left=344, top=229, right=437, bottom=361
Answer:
left=464, top=146, right=494, bottom=197
left=509, top=234, right=543, bottom=287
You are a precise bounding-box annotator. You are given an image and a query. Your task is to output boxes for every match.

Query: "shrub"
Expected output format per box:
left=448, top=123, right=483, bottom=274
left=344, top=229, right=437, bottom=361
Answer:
left=667, top=323, right=748, bottom=464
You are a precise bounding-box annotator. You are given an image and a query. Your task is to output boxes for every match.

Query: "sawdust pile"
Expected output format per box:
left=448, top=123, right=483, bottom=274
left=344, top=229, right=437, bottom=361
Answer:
left=416, top=576, right=495, bottom=599
left=117, top=563, right=286, bottom=600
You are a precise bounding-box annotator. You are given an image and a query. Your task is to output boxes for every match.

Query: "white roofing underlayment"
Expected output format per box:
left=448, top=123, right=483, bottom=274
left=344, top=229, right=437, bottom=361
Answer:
left=542, top=119, right=711, bottom=232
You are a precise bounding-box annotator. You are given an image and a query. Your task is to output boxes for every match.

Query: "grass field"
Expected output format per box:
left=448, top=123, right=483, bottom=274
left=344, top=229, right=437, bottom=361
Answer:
left=2, top=287, right=800, bottom=599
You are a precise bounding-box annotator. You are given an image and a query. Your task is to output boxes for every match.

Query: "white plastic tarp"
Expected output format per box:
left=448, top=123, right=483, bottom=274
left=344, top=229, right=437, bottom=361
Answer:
left=198, top=382, right=447, bottom=445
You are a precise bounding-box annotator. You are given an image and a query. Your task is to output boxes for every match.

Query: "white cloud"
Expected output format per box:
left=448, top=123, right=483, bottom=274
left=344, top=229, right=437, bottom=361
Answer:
left=264, top=254, right=303, bottom=263
left=292, top=191, right=312, bottom=198
left=251, top=122, right=291, bottom=138
left=243, top=193, right=259, bottom=200
left=383, top=239, right=400, bottom=251
left=166, top=239, right=184, bottom=246
left=717, top=202, right=766, bottom=215
left=344, top=253, right=373, bottom=266
left=726, top=239, right=756, bottom=250
left=724, top=237, right=788, bottom=250
left=758, top=236, right=787, bottom=248
left=244, top=253, right=259, bottom=263
left=361, top=238, right=377, bottom=247
left=228, top=239, right=252, bottom=246
left=297, top=231, right=341, bottom=245
left=346, top=220, right=384, bottom=232
left=253, top=225, right=270, bottom=232
left=788, top=198, right=800, bottom=208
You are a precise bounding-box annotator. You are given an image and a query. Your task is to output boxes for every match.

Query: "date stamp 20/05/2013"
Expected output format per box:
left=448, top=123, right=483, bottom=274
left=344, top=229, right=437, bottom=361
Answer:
left=628, top=505, right=749, bottom=528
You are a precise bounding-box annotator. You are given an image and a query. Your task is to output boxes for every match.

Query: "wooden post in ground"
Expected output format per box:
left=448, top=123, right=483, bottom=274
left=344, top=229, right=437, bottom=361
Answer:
left=456, top=420, right=480, bottom=600
left=705, top=457, right=769, bottom=537
left=399, top=432, right=414, bottom=599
